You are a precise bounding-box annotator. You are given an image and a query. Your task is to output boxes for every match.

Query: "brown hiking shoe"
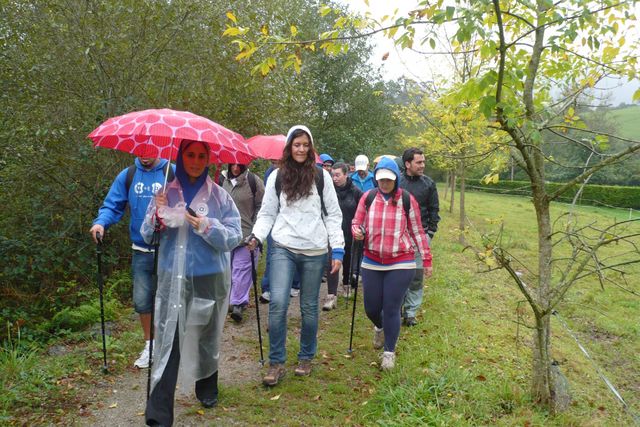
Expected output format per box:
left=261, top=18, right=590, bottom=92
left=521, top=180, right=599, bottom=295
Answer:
left=294, top=359, right=312, bottom=376
left=262, top=363, right=286, bottom=386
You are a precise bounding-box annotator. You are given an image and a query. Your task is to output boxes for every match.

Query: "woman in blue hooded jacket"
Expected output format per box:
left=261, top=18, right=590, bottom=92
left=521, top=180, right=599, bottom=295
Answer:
left=141, top=139, right=242, bottom=427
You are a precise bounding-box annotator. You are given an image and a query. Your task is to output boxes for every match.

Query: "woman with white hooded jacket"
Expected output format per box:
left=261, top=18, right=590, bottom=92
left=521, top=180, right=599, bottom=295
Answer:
left=247, top=125, right=344, bottom=386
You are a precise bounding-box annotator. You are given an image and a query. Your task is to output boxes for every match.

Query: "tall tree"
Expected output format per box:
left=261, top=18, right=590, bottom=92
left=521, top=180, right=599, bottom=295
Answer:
left=223, top=0, right=640, bottom=412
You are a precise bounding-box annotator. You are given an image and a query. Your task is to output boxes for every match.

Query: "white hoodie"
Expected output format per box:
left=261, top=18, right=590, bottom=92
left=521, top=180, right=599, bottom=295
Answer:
left=251, top=126, right=344, bottom=254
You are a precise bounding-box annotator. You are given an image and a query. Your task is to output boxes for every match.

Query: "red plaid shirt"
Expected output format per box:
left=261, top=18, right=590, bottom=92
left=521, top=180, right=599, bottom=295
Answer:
left=352, top=189, right=432, bottom=268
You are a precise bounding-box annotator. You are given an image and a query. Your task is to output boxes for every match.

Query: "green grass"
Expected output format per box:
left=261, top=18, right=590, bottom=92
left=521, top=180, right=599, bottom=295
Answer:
left=3, top=189, right=638, bottom=425
left=608, top=105, right=640, bottom=140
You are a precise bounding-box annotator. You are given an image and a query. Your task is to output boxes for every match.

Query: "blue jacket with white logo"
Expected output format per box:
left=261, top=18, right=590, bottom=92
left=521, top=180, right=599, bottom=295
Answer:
left=93, top=158, right=174, bottom=249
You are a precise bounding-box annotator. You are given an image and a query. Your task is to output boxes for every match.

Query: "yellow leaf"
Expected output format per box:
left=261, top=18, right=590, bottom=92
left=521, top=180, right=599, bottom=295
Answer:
left=222, top=27, right=240, bottom=37
left=226, top=11, right=237, bottom=24
left=109, top=403, right=117, bottom=409
left=261, top=24, right=269, bottom=36
left=290, top=25, right=298, bottom=37
left=136, top=412, right=145, bottom=416
left=197, top=409, right=205, bottom=415
left=364, top=0, right=369, bottom=6
left=270, top=394, right=281, bottom=401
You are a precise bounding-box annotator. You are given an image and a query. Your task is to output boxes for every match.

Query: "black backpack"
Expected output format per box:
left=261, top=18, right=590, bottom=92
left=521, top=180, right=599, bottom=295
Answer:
left=364, top=188, right=411, bottom=223
left=274, top=166, right=327, bottom=216
left=125, top=162, right=174, bottom=194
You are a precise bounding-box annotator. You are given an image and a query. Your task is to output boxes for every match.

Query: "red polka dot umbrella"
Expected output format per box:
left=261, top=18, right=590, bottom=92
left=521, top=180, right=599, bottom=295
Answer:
left=88, top=108, right=254, bottom=164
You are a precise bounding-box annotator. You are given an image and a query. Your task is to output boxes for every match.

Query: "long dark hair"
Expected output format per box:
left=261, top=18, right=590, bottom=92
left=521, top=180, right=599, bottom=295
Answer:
left=278, top=129, right=317, bottom=202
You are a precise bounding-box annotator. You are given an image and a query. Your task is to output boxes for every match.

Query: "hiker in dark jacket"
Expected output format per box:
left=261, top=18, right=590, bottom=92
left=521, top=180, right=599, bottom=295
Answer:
left=398, top=147, right=440, bottom=327
left=323, top=162, right=363, bottom=310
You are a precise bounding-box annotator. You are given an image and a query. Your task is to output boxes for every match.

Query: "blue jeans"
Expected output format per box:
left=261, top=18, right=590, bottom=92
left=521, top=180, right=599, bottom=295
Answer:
left=131, top=250, right=155, bottom=314
left=268, top=246, right=326, bottom=364
left=402, top=236, right=431, bottom=318
left=261, top=234, right=300, bottom=292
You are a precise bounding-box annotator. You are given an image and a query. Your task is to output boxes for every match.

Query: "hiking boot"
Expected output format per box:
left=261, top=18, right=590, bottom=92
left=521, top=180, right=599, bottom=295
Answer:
left=290, top=288, right=300, bottom=297
left=259, top=291, right=270, bottom=303
left=262, top=363, right=286, bottom=386
left=134, top=341, right=151, bottom=368
left=373, top=326, right=384, bottom=349
left=380, top=351, right=396, bottom=370
left=230, top=305, right=243, bottom=323
left=294, top=359, right=312, bottom=376
left=322, top=294, right=337, bottom=311
left=404, top=317, right=418, bottom=327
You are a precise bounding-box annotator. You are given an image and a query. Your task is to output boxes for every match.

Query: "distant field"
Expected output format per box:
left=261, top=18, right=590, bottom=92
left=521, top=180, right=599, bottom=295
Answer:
left=608, top=105, right=640, bottom=139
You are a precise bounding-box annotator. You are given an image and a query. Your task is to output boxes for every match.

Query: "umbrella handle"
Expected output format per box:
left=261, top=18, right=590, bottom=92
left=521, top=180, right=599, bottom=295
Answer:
left=162, top=143, right=175, bottom=193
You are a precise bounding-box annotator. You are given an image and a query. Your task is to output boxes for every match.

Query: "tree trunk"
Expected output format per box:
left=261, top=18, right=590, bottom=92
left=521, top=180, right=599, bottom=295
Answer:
left=443, top=171, right=450, bottom=200
left=531, top=189, right=556, bottom=410
left=458, top=161, right=466, bottom=244
left=449, top=171, right=456, bottom=213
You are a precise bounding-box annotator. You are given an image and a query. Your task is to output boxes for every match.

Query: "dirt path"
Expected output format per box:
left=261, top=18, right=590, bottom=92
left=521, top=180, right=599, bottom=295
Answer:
left=78, top=286, right=327, bottom=426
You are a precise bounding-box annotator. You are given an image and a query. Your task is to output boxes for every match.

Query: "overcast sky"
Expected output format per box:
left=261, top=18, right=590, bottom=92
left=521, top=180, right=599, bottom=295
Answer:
left=343, top=0, right=639, bottom=106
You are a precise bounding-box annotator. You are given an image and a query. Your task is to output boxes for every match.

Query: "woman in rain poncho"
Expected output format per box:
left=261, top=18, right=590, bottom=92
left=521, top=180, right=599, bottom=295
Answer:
left=141, top=139, right=242, bottom=427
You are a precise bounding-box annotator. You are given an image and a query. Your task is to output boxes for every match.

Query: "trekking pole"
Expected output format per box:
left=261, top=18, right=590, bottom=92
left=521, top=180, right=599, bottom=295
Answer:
left=95, top=232, right=108, bottom=374
left=146, top=221, right=161, bottom=400
left=348, top=237, right=364, bottom=354
left=342, top=239, right=358, bottom=310
left=246, top=235, right=265, bottom=366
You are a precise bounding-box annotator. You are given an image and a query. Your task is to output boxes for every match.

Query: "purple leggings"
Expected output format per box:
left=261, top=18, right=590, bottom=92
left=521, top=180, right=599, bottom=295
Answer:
left=361, top=268, right=415, bottom=352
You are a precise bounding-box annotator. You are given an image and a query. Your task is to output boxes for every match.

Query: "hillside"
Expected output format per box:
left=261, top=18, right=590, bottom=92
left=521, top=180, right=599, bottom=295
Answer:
left=608, top=105, right=640, bottom=139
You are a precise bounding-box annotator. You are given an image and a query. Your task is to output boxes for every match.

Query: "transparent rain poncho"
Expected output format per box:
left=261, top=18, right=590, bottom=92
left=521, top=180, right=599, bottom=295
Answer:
left=141, top=176, right=242, bottom=393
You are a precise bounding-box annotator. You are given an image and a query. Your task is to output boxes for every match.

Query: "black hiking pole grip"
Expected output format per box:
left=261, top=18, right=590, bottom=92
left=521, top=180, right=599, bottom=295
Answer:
left=248, top=242, right=265, bottom=366
left=146, top=222, right=160, bottom=400
left=95, top=232, right=108, bottom=374
left=348, top=238, right=364, bottom=354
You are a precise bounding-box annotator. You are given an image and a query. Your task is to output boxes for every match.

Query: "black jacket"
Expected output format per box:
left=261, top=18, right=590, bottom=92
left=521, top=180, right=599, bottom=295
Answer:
left=399, top=173, right=440, bottom=237
left=334, top=177, right=363, bottom=239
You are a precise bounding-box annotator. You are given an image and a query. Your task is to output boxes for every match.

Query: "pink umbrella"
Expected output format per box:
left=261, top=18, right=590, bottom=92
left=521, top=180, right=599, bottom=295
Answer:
left=246, top=134, right=322, bottom=164
left=88, top=108, right=254, bottom=165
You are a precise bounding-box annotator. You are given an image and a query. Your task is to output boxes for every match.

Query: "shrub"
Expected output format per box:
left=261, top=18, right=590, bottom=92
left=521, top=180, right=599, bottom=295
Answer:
left=463, top=179, right=640, bottom=209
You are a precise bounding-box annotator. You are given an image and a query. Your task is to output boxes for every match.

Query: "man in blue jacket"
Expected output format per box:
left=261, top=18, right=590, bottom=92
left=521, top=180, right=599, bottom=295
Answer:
left=399, top=147, right=440, bottom=327
left=351, top=154, right=375, bottom=192
left=90, top=156, right=174, bottom=368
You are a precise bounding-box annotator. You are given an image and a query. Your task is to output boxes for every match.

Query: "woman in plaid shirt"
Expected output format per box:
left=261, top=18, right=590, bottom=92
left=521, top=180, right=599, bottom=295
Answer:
left=351, top=156, right=432, bottom=370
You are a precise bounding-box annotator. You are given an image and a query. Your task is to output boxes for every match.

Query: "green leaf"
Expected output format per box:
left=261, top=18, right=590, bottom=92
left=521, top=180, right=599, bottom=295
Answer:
left=445, top=6, right=455, bottom=20
left=633, top=88, right=640, bottom=103
left=429, top=38, right=436, bottom=50
left=479, top=95, right=497, bottom=118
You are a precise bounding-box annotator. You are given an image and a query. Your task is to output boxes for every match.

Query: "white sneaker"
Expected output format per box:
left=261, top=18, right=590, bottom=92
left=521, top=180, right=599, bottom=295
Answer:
left=322, top=294, right=337, bottom=311
left=260, top=291, right=271, bottom=303
left=373, top=326, right=384, bottom=349
left=380, top=351, right=395, bottom=370
left=290, top=288, right=300, bottom=297
left=134, top=341, right=151, bottom=368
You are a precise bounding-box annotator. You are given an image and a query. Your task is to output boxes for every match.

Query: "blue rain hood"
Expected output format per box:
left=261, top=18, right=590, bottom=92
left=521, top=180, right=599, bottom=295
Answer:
left=319, top=153, right=334, bottom=164
left=374, top=156, right=401, bottom=191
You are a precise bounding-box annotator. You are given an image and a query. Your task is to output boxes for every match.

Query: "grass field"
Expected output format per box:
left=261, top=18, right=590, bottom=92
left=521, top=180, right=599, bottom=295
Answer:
left=607, top=105, right=640, bottom=140
left=2, top=189, right=639, bottom=425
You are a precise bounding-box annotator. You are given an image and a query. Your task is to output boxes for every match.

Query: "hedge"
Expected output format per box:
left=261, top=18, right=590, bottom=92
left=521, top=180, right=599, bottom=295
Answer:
left=462, top=179, right=640, bottom=209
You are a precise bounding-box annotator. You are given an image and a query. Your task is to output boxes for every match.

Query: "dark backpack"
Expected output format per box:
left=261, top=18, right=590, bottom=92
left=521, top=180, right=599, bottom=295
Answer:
left=364, top=188, right=411, bottom=223
left=218, top=171, right=258, bottom=212
left=275, top=166, right=327, bottom=217
left=125, top=163, right=175, bottom=194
